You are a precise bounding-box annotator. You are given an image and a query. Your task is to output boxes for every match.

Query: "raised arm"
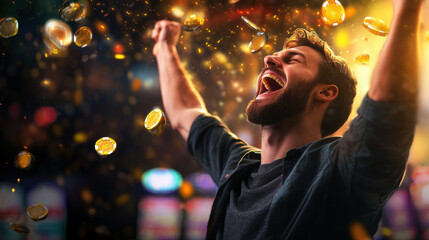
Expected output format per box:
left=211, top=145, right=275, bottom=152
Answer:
left=152, top=20, right=207, bottom=141
left=368, top=0, right=424, bottom=104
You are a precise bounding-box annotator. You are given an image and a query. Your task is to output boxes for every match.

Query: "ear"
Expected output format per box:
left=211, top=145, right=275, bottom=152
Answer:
left=315, top=84, right=338, bottom=103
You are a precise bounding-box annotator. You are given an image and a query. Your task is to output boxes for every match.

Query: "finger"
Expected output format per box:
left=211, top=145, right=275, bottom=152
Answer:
left=151, top=21, right=162, bottom=40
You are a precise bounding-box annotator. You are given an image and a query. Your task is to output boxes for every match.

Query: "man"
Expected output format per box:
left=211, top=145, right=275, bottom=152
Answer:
left=151, top=0, right=423, bottom=238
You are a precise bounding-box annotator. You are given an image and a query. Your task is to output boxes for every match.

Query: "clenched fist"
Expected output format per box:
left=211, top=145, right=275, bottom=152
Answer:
left=151, top=20, right=182, bottom=56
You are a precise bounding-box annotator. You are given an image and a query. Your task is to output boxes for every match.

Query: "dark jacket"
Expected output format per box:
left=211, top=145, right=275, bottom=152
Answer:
left=187, top=96, right=416, bottom=239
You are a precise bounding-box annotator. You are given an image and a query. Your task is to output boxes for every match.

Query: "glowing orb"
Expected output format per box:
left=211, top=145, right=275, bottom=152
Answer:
left=59, top=1, right=87, bottom=21
left=183, top=14, right=204, bottom=31
left=362, top=17, right=390, bottom=37
left=74, top=26, right=92, bottom=47
left=321, top=0, right=345, bottom=26
left=0, top=17, right=18, bottom=38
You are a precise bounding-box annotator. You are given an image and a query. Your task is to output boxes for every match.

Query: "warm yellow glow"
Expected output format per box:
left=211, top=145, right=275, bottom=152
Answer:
left=334, top=29, right=348, bottom=49
left=171, top=7, right=185, bottom=18
left=114, top=54, right=126, bottom=59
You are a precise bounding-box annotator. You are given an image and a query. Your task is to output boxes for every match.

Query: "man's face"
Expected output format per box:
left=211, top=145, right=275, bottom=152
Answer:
left=246, top=46, right=324, bottom=125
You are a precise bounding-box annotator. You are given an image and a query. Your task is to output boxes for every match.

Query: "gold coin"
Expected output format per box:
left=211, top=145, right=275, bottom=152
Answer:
left=321, top=0, right=345, bottom=26
left=26, top=203, right=49, bottom=222
left=354, top=54, right=370, bottom=65
left=0, top=17, right=18, bottom=38
left=362, top=17, right=390, bottom=37
left=59, top=2, right=87, bottom=21
left=42, top=19, right=72, bottom=54
left=241, top=16, right=261, bottom=32
left=9, top=223, right=29, bottom=234
left=426, top=32, right=429, bottom=41
left=95, top=137, right=117, bottom=156
left=145, top=109, right=167, bottom=136
left=183, top=14, right=204, bottom=31
left=74, top=26, right=92, bottom=47
left=15, top=151, right=34, bottom=169
left=248, top=32, right=268, bottom=53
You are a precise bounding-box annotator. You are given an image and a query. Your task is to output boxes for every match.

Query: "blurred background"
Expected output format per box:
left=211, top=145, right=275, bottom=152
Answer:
left=1, top=0, right=429, bottom=239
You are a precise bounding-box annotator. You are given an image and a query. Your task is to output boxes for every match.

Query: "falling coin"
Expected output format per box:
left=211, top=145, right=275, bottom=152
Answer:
left=0, top=17, right=18, bottom=38
left=15, top=151, right=34, bottom=169
left=249, top=32, right=268, bottom=53
left=9, top=223, right=29, bottom=234
left=321, top=0, right=345, bottom=26
left=59, top=1, right=87, bottom=21
left=42, top=19, right=72, bottom=54
left=95, top=137, right=117, bottom=156
left=354, top=54, right=370, bottom=65
left=26, top=203, right=49, bottom=222
left=362, top=17, right=390, bottom=37
left=241, top=16, right=261, bottom=32
left=145, top=109, right=167, bottom=136
left=183, top=14, right=204, bottom=31
left=74, top=26, right=92, bottom=47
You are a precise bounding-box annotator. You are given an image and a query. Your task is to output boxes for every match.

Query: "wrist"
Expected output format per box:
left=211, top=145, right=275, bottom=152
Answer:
left=157, top=40, right=177, bottom=54
left=394, top=0, right=424, bottom=15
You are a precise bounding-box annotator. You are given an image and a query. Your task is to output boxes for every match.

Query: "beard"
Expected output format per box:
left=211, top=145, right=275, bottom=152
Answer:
left=245, top=80, right=316, bottom=126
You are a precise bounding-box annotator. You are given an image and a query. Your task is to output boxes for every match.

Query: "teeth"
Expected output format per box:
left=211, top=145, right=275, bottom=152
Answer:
left=262, top=73, right=284, bottom=91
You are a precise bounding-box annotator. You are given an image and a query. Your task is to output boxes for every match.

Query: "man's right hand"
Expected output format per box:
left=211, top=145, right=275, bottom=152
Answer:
left=151, top=20, right=182, bottom=56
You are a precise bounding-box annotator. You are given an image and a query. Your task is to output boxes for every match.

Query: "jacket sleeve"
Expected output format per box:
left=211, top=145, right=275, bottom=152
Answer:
left=186, top=113, right=258, bottom=185
left=333, top=95, right=416, bottom=212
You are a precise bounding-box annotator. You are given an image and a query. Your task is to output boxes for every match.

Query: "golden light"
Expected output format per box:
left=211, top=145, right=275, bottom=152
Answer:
left=114, top=54, right=126, bottom=59
left=171, top=7, right=185, bottom=18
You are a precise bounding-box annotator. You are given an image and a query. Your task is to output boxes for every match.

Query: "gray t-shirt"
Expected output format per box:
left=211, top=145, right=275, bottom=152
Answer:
left=224, top=158, right=284, bottom=239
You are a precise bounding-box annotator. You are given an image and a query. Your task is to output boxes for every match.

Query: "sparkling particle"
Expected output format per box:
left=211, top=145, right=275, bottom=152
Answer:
left=74, top=26, right=92, bottom=47
left=354, top=54, right=370, bottom=65
left=321, top=0, right=345, bottom=26
left=183, top=14, right=204, bottom=31
left=95, top=137, right=117, bottom=156
left=362, top=17, right=390, bottom=36
left=0, top=17, right=18, bottom=38
left=59, top=1, right=87, bottom=21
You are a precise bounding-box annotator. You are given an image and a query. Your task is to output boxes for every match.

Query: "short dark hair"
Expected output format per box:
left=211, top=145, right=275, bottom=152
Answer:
left=283, top=28, right=357, bottom=137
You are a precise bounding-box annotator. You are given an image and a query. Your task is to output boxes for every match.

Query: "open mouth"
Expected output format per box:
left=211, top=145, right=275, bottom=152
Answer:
left=259, top=72, right=285, bottom=95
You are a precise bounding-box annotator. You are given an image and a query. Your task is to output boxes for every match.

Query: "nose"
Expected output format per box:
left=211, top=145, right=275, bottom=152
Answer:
left=264, top=55, right=281, bottom=67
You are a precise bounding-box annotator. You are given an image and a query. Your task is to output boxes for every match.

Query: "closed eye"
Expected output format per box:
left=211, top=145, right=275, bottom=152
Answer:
left=283, top=52, right=305, bottom=63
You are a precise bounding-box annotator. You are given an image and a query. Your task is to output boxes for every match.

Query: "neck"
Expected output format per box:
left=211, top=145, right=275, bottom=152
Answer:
left=260, top=112, right=322, bottom=165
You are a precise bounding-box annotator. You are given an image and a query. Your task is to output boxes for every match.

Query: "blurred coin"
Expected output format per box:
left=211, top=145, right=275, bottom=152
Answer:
left=145, top=109, right=167, bottom=136
left=249, top=32, right=268, bottom=53
left=59, top=1, right=87, bottom=21
left=9, top=223, right=29, bottom=234
left=183, top=14, right=204, bottom=31
left=354, top=54, right=370, bottom=65
left=74, top=26, right=92, bottom=47
left=42, top=19, right=72, bottom=54
left=95, top=137, right=117, bottom=156
left=15, top=151, right=34, bottom=169
left=241, top=16, right=261, bottom=31
left=26, top=203, right=48, bottom=222
left=321, top=0, right=345, bottom=26
left=362, top=17, right=389, bottom=37
left=0, top=17, right=18, bottom=38
left=426, top=32, right=429, bottom=41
